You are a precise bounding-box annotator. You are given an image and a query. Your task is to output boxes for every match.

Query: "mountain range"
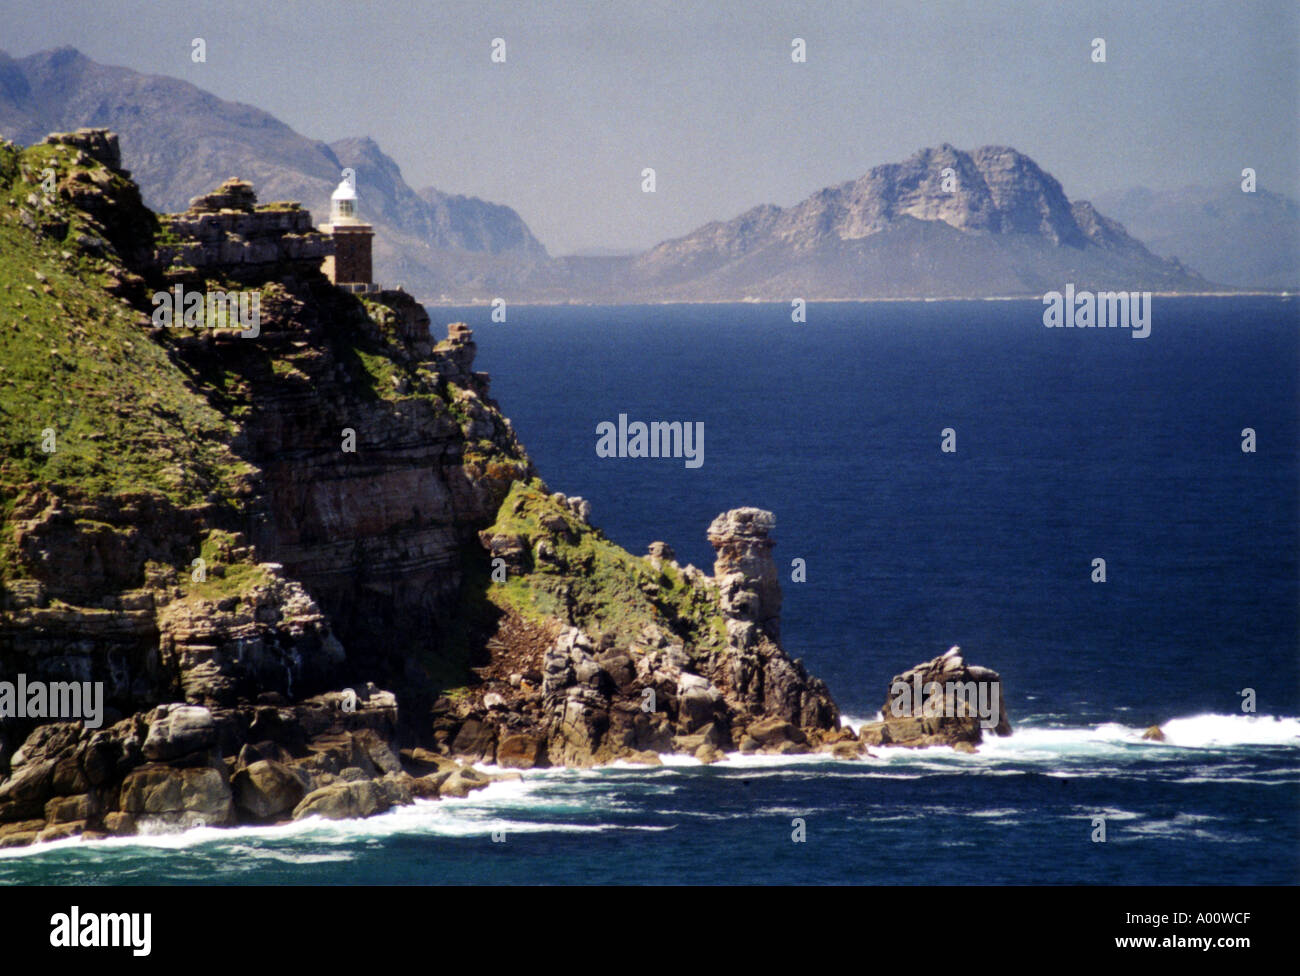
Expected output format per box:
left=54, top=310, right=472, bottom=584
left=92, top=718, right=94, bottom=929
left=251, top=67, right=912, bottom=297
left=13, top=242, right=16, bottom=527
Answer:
left=0, top=47, right=551, bottom=300
left=610, top=144, right=1208, bottom=298
left=3, top=47, right=1293, bottom=300
left=1093, top=184, right=1299, bottom=290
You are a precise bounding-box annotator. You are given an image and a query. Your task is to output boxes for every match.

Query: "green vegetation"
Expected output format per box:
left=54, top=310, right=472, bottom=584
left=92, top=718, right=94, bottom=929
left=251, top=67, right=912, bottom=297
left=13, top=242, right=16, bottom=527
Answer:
left=184, top=528, right=272, bottom=602
left=481, top=480, right=728, bottom=653
left=0, top=143, right=250, bottom=523
left=352, top=345, right=403, bottom=395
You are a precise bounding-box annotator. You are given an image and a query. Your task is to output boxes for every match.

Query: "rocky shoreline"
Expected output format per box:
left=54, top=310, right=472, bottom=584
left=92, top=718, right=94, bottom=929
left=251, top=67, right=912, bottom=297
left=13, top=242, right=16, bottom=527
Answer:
left=0, top=129, right=1013, bottom=850
left=0, top=637, right=1015, bottom=850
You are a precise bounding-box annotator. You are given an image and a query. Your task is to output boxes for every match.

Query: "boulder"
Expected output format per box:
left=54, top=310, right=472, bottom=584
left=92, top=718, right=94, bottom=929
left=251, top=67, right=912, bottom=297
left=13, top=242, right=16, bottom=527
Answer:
left=236, top=740, right=293, bottom=770
left=0, top=818, right=47, bottom=848
left=623, top=750, right=663, bottom=766
left=9, top=722, right=82, bottom=768
left=695, top=743, right=725, bottom=764
left=880, top=649, right=1012, bottom=747
left=143, top=704, right=217, bottom=761
left=51, top=754, right=91, bottom=795
left=351, top=728, right=402, bottom=774
left=0, top=759, right=56, bottom=820
left=400, top=748, right=458, bottom=777
left=672, top=720, right=727, bottom=754
left=745, top=716, right=806, bottom=749
left=232, top=760, right=308, bottom=821
left=856, top=722, right=892, bottom=746
left=450, top=719, right=497, bottom=763
left=596, top=649, right=636, bottom=690
left=496, top=733, right=545, bottom=769
left=645, top=541, right=676, bottom=570
left=677, top=673, right=725, bottom=733
left=409, top=774, right=449, bottom=799
left=37, top=821, right=86, bottom=843
left=548, top=692, right=609, bottom=767
left=439, top=766, right=492, bottom=798
left=44, top=793, right=96, bottom=824
left=102, top=812, right=136, bottom=836
left=291, top=775, right=412, bottom=821
left=302, top=731, right=377, bottom=776
left=118, top=764, right=234, bottom=827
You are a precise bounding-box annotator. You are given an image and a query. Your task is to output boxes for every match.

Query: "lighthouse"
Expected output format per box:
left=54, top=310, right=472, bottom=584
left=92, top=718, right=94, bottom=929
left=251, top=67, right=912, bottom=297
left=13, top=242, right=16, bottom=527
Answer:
left=320, top=177, right=375, bottom=291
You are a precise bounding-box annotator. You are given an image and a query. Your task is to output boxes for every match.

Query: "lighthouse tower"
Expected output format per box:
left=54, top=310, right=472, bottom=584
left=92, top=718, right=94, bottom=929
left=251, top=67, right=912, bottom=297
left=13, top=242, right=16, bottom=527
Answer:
left=320, top=177, right=375, bottom=291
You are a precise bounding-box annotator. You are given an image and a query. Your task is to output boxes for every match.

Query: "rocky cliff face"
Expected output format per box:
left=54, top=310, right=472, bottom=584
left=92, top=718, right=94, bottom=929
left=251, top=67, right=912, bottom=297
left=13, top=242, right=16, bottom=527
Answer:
left=469, top=495, right=840, bottom=767
left=328, top=136, right=547, bottom=258
left=0, top=129, right=848, bottom=846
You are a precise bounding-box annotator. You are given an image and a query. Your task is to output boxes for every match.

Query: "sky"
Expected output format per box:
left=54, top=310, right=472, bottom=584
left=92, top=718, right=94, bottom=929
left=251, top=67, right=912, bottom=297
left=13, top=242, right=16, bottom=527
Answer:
left=3, top=0, right=1297, bottom=255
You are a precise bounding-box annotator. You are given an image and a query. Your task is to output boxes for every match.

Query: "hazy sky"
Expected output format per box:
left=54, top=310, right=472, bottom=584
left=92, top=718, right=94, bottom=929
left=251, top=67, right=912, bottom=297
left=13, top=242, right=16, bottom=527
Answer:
left=5, top=0, right=1297, bottom=254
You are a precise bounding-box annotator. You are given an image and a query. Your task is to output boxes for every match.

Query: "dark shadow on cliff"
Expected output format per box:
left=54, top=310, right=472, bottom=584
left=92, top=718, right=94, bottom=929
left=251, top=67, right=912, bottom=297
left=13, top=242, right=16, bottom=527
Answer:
left=436, top=542, right=503, bottom=684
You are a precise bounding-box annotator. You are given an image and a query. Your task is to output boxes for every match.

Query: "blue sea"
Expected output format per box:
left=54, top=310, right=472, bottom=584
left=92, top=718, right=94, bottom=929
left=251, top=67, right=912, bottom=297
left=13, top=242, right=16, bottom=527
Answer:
left=3, top=298, right=1298, bottom=885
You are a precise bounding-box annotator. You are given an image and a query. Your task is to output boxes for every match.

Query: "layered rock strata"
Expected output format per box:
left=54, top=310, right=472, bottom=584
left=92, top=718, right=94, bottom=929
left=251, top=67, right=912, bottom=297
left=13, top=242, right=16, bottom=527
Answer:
left=0, top=130, right=849, bottom=846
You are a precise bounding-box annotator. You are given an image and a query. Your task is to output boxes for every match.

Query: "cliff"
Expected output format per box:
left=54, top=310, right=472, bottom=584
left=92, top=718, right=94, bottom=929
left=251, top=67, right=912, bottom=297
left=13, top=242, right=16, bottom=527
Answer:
left=0, top=129, right=845, bottom=846
left=0, top=48, right=559, bottom=302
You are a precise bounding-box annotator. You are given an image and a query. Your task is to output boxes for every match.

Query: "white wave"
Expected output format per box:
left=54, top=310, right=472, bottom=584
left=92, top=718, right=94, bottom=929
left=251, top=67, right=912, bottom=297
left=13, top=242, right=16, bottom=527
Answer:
left=1172, top=776, right=1300, bottom=785
left=970, top=714, right=1300, bottom=760
left=1159, top=713, right=1300, bottom=748
left=0, top=777, right=640, bottom=860
left=4, top=713, right=1293, bottom=860
left=839, top=713, right=881, bottom=731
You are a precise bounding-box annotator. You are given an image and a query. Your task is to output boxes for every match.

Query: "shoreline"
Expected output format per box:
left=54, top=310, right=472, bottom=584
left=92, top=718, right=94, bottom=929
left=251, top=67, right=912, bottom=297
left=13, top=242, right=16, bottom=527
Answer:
left=420, top=291, right=1297, bottom=308
left=5, top=711, right=1295, bottom=858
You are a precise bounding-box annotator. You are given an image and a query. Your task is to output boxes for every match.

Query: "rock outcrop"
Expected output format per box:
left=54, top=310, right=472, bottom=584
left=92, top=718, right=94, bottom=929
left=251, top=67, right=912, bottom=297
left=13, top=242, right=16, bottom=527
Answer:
left=0, top=685, right=519, bottom=846
left=154, top=177, right=334, bottom=284
left=0, top=130, right=852, bottom=847
left=856, top=648, right=1012, bottom=748
left=463, top=493, right=840, bottom=767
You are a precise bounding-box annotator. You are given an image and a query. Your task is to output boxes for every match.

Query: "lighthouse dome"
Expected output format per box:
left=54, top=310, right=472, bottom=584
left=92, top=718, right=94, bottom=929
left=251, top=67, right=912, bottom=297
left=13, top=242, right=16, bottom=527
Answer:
left=330, top=177, right=359, bottom=222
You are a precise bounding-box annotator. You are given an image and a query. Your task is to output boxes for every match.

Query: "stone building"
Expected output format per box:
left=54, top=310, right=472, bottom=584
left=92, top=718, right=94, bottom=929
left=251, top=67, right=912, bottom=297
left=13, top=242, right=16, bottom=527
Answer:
left=319, top=178, right=376, bottom=292
left=153, top=178, right=333, bottom=284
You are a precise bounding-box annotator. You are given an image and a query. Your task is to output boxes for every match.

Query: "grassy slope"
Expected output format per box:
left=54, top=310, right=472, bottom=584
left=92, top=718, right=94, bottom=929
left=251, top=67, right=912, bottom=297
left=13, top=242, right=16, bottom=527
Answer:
left=1, top=136, right=724, bottom=700
left=0, top=141, right=249, bottom=524
left=481, top=480, right=728, bottom=654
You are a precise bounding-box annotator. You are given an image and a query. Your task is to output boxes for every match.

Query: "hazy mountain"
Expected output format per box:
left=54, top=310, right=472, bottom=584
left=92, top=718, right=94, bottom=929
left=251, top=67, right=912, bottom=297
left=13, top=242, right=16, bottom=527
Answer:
left=0, top=49, right=1223, bottom=301
left=0, top=47, right=554, bottom=300
left=1093, top=184, right=1299, bottom=290
left=617, top=145, right=1211, bottom=299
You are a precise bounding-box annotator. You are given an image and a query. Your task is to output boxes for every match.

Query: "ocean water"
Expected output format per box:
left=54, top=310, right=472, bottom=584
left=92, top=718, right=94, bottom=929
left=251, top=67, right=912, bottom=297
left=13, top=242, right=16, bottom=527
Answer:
left=3, top=298, right=1297, bottom=885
